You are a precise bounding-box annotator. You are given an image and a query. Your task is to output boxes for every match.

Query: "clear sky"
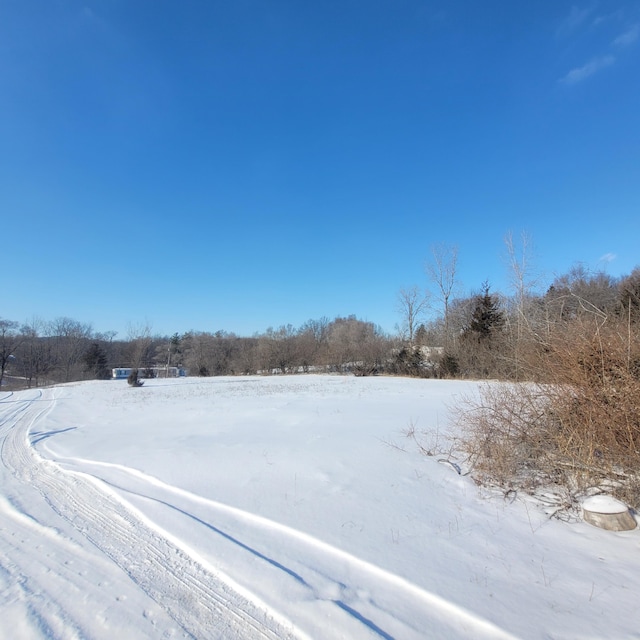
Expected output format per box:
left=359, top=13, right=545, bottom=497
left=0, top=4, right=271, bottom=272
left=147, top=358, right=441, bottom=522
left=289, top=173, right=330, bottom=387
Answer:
left=2, top=1, right=639, bottom=338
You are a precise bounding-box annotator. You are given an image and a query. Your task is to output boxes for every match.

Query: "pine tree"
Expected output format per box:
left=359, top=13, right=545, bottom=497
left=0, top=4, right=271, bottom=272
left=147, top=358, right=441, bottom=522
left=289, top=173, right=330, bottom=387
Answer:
left=466, top=281, right=505, bottom=340
left=83, top=342, right=110, bottom=380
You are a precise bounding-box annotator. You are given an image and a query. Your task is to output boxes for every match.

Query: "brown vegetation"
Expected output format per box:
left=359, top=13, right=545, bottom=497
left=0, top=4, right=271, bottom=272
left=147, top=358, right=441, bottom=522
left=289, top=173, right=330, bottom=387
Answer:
left=456, top=299, right=640, bottom=509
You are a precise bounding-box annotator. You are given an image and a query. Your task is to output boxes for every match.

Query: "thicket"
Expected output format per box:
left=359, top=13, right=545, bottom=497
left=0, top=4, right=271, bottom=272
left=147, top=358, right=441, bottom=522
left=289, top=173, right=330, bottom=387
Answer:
left=454, top=268, right=640, bottom=510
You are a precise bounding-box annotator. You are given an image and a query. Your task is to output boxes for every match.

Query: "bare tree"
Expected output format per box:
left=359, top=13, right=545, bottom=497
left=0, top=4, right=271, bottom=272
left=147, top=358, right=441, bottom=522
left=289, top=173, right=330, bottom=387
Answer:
left=181, top=331, right=214, bottom=376
left=18, top=318, right=55, bottom=387
left=504, top=231, right=539, bottom=380
left=126, top=322, right=154, bottom=370
left=504, top=231, right=538, bottom=310
left=230, top=336, right=259, bottom=375
left=48, top=317, right=93, bottom=382
left=258, top=325, right=299, bottom=374
left=546, top=265, right=619, bottom=321
left=619, top=267, right=640, bottom=317
left=298, top=317, right=331, bottom=370
left=327, top=316, right=388, bottom=375
left=396, top=286, right=430, bottom=346
left=426, top=244, right=459, bottom=350
left=0, top=319, right=22, bottom=388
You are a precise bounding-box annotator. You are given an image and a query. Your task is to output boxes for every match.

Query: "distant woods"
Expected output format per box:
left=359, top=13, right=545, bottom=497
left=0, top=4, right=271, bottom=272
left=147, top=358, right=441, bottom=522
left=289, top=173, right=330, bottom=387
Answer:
left=0, top=315, right=392, bottom=388
left=1, top=256, right=639, bottom=388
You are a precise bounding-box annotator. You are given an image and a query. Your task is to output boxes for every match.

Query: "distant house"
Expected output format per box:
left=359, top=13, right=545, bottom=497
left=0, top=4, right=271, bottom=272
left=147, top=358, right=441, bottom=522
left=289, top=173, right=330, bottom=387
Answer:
left=111, top=367, right=187, bottom=380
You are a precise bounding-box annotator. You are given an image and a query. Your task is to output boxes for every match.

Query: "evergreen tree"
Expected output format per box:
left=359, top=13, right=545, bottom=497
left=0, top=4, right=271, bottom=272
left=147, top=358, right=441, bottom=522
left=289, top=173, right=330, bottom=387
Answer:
left=438, top=352, right=460, bottom=378
left=415, top=324, right=428, bottom=346
left=466, top=281, right=504, bottom=340
left=456, top=283, right=506, bottom=378
left=83, top=342, right=110, bottom=379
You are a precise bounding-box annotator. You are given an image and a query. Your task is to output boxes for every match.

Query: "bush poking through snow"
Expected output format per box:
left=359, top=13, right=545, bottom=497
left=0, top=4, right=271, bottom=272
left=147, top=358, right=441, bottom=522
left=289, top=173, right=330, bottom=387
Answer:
left=127, top=369, right=144, bottom=387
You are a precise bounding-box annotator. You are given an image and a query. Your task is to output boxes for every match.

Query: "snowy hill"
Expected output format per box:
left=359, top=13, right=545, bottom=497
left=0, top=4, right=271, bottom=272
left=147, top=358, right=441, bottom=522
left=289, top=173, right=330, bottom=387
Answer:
left=1, top=375, right=638, bottom=639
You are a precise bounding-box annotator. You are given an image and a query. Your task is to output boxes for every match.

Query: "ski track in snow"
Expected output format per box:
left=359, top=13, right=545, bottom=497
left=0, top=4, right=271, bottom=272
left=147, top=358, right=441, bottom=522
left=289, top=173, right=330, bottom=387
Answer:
left=0, top=386, right=520, bottom=639
left=59, top=458, right=519, bottom=639
left=0, top=388, right=303, bottom=640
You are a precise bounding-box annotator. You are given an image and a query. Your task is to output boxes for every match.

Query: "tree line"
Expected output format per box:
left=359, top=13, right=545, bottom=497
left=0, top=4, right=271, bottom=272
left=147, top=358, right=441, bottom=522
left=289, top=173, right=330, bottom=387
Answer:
left=2, top=245, right=639, bottom=389
left=0, top=315, right=393, bottom=389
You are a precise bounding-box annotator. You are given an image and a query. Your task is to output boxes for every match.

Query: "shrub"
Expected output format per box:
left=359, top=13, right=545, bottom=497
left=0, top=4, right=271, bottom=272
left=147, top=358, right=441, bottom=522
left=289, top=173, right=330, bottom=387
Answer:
left=456, top=312, right=640, bottom=509
left=127, top=369, right=144, bottom=387
left=437, top=352, right=460, bottom=378
left=389, top=346, right=432, bottom=377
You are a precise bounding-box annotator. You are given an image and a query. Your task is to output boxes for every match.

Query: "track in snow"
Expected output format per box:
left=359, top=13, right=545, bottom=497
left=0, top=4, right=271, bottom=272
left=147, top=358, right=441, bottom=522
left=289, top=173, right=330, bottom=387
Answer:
left=84, top=462, right=520, bottom=639
left=1, top=386, right=519, bottom=639
left=0, top=388, right=304, bottom=640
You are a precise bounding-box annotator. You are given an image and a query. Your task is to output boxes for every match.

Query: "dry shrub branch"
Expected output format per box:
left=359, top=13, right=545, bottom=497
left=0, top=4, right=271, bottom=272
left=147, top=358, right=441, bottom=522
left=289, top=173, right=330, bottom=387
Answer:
left=457, top=308, right=640, bottom=509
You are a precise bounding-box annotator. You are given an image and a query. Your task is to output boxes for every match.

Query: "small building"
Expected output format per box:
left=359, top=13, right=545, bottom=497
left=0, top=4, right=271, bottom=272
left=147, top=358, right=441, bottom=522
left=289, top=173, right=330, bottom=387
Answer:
left=112, top=367, right=187, bottom=380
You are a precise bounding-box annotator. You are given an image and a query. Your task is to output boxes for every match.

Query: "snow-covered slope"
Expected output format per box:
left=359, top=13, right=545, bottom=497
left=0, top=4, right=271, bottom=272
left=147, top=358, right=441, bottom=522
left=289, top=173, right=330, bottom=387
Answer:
left=1, top=376, right=638, bottom=639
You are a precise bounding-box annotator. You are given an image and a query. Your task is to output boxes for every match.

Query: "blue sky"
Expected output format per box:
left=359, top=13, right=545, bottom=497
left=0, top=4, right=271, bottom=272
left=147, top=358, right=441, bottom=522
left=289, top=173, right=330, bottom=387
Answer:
left=2, top=1, right=639, bottom=338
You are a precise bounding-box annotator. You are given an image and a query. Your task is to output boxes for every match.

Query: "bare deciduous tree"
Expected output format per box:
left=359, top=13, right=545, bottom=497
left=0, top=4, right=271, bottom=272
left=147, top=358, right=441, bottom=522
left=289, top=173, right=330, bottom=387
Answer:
left=396, top=286, right=430, bottom=346
left=260, top=325, right=299, bottom=374
left=426, top=244, right=459, bottom=350
left=545, top=265, right=619, bottom=322
left=181, top=331, right=214, bottom=376
left=504, top=231, right=539, bottom=380
left=126, top=322, right=154, bottom=370
left=18, top=318, right=55, bottom=387
left=0, top=319, right=22, bottom=388
left=48, top=317, right=93, bottom=382
left=327, top=316, right=388, bottom=375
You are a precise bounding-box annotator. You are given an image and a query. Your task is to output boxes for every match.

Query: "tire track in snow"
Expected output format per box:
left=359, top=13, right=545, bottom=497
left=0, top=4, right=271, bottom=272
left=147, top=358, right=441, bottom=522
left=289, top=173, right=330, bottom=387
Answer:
left=0, top=392, right=102, bottom=639
left=55, top=458, right=519, bottom=640
left=0, top=389, right=306, bottom=640
left=0, top=488, right=187, bottom=639
left=0, top=495, right=93, bottom=640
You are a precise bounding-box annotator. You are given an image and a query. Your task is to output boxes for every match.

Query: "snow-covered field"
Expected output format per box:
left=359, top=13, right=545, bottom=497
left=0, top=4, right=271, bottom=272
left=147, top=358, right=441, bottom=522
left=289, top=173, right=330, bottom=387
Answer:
left=1, top=375, right=638, bottom=639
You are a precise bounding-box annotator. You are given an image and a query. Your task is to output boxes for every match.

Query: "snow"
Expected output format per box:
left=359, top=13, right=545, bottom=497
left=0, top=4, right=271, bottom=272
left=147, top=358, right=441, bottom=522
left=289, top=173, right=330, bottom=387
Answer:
left=582, top=495, right=630, bottom=515
left=1, top=375, right=639, bottom=639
